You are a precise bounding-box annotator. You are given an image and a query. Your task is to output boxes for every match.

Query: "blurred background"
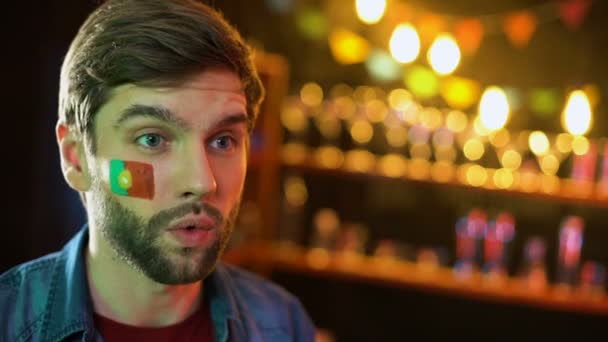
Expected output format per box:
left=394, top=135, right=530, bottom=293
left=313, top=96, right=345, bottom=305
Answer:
left=3, top=0, right=608, bottom=340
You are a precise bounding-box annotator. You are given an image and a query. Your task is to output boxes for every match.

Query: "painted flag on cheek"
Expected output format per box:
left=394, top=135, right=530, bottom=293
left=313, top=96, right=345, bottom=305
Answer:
left=110, top=159, right=155, bottom=199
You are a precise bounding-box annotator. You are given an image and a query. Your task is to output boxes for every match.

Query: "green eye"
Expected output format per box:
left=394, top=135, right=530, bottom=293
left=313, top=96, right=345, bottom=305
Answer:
left=136, top=133, right=165, bottom=148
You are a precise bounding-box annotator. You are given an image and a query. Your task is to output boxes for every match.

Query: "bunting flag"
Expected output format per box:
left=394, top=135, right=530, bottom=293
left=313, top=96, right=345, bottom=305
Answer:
left=558, top=0, right=592, bottom=30
left=503, top=11, right=537, bottom=48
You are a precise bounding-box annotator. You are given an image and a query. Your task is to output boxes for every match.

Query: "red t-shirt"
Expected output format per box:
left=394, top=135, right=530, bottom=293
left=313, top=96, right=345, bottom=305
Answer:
left=94, top=303, right=215, bottom=341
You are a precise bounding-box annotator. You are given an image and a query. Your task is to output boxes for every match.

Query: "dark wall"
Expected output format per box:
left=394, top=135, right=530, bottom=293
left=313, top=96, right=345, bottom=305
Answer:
left=2, top=1, right=96, bottom=273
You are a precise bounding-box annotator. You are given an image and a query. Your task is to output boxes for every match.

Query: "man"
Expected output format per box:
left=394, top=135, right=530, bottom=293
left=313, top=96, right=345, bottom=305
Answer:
left=0, top=0, right=315, bottom=340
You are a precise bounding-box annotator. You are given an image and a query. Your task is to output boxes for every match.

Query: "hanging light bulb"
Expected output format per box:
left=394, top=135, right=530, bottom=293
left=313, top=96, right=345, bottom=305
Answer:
left=478, top=86, right=510, bottom=131
left=389, top=23, right=420, bottom=64
left=427, top=33, right=461, bottom=75
left=355, top=0, right=386, bottom=24
left=562, top=90, right=592, bottom=135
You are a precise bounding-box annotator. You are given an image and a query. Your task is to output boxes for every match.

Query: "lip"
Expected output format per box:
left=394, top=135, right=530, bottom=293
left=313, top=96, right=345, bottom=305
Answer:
left=166, top=215, right=218, bottom=247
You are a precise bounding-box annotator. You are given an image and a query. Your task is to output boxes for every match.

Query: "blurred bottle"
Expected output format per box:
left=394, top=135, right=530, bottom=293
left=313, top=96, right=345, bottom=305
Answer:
left=520, top=236, right=548, bottom=292
left=335, top=223, right=369, bottom=255
left=571, top=141, right=597, bottom=182
left=310, top=208, right=341, bottom=250
left=454, top=209, right=487, bottom=278
left=598, top=142, right=608, bottom=198
left=556, top=216, right=585, bottom=287
left=578, top=261, right=606, bottom=299
left=483, top=212, right=516, bottom=277
left=278, top=174, right=309, bottom=245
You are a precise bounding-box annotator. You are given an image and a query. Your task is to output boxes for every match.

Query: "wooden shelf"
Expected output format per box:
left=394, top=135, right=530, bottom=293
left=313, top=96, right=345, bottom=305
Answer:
left=224, top=242, right=608, bottom=317
left=280, top=147, right=608, bottom=209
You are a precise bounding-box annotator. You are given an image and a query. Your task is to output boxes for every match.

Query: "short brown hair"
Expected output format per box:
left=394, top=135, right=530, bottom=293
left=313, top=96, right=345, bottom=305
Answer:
left=59, top=0, right=264, bottom=152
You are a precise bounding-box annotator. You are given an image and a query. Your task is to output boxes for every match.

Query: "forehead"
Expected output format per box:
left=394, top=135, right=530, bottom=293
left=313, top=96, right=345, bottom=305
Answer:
left=96, top=69, right=247, bottom=128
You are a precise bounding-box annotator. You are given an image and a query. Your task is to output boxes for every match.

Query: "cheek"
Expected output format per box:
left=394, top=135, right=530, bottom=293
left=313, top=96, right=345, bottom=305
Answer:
left=214, top=158, right=247, bottom=196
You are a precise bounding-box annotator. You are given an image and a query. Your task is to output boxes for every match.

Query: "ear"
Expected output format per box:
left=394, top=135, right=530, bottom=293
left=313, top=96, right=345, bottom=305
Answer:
left=56, top=121, right=91, bottom=192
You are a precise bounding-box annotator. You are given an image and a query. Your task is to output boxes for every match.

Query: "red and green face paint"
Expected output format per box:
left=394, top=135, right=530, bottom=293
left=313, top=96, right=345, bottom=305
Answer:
left=110, top=159, right=155, bottom=199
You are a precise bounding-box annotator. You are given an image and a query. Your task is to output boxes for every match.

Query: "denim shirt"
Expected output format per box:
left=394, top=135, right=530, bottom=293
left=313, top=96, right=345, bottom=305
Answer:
left=0, top=227, right=315, bottom=342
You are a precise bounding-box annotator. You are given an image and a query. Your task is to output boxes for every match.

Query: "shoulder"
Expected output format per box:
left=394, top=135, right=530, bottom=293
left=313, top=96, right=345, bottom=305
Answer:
left=215, top=263, right=316, bottom=341
left=0, top=252, right=62, bottom=341
left=220, top=263, right=298, bottom=306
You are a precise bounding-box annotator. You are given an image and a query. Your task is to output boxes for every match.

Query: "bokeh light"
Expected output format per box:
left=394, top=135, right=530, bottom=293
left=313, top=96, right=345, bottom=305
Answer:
left=389, top=23, right=420, bottom=63
left=355, top=0, right=386, bottom=24
left=427, top=34, right=461, bottom=75
left=562, top=90, right=592, bottom=135
left=479, top=86, right=510, bottom=131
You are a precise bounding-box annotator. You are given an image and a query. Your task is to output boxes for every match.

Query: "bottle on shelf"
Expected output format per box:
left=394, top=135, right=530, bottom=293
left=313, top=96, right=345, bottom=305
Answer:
left=454, top=208, right=487, bottom=279
left=520, top=236, right=548, bottom=292
left=482, top=211, right=516, bottom=283
left=556, top=215, right=585, bottom=288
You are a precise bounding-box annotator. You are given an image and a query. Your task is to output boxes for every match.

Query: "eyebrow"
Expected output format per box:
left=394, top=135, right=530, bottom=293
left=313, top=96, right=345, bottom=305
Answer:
left=114, top=104, right=191, bottom=130
left=113, top=104, right=248, bottom=131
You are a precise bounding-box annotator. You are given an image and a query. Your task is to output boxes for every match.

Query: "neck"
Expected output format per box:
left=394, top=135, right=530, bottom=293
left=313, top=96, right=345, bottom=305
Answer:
left=85, top=232, right=203, bottom=327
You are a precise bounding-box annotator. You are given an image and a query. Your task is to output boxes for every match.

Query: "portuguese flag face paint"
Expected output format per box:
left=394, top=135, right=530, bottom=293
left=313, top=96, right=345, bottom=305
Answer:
left=110, top=159, right=155, bottom=199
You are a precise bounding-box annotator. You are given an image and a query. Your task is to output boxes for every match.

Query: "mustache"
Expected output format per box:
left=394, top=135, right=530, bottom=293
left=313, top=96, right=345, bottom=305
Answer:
left=147, top=202, right=224, bottom=231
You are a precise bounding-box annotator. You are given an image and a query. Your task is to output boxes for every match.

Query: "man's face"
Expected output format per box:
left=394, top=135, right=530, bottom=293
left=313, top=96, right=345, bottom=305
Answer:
left=84, top=69, right=248, bottom=284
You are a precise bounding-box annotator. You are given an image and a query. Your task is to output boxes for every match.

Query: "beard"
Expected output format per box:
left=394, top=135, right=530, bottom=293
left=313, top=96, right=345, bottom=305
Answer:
left=90, top=185, right=239, bottom=285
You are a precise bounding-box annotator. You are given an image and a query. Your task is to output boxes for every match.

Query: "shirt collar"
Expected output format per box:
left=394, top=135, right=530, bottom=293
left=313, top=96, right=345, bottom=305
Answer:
left=39, top=226, right=246, bottom=341
left=205, top=263, right=246, bottom=341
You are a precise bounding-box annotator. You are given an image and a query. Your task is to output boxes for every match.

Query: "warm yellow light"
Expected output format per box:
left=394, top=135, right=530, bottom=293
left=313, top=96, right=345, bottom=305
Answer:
left=388, top=88, right=413, bottom=110
left=440, top=76, right=480, bottom=109
left=385, top=126, right=408, bottom=147
left=284, top=176, right=308, bottom=207
left=316, top=116, right=341, bottom=140
left=473, top=117, right=492, bottom=136
left=493, top=168, right=514, bottom=189
left=431, top=161, right=455, bottom=183
left=479, top=86, right=510, bottom=131
left=404, top=65, right=440, bottom=99
left=330, top=83, right=353, bottom=98
left=572, top=135, right=590, bottom=155
left=408, top=158, right=431, bottom=180
left=282, top=143, right=308, bottom=165
left=463, top=138, right=485, bottom=161
left=519, top=171, right=539, bottom=193
left=432, top=129, right=454, bottom=147
left=355, top=0, right=386, bottom=24
left=540, top=175, right=560, bottom=194
left=345, top=149, right=376, bottom=173
left=409, top=129, right=431, bottom=152
left=300, top=82, right=324, bottom=107
left=435, top=145, right=457, bottom=162
left=446, top=110, right=468, bottom=133
left=366, top=99, right=388, bottom=123
left=334, top=96, right=357, bottom=120
left=281, top=105, right=308, bottom=132
left=466, top=164, right=487, bottom=187
left=556, top=133, right=573, bottom=154
left=329, top=28, right=371, bottom=65
left=562, top=90, right=592, bottom=135
left=427, top=34, right=461, bottom=75
left=315, top=146, right=344, bottom=169
left=420, top=107, right=443, bottom=130
left=489, top=129, right=510, bottom=148
left=379, top=154, right=408, bottom=177
left=540, top=154, right=560, bottom=175
left=389, top=23, right=420, bottom=63
left=501, top=150, right=522, bottom=170
left=528, top=131, right=550, bottom=156
left=410, top=143, right=432, bottom=160
left=350, top=120, right=374, bottom=144
left=353, top=85, right=375, bottom=103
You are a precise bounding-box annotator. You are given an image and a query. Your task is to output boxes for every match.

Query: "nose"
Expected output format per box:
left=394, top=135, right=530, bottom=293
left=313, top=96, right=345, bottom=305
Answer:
left=175, top=143, right=217, bottom=200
